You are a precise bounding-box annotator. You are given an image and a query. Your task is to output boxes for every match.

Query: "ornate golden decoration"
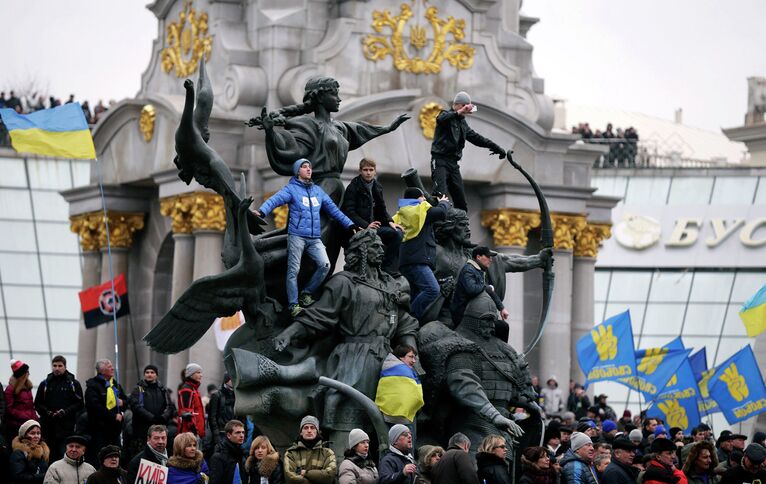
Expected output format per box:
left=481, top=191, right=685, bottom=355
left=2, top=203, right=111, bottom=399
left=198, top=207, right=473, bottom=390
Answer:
left=574, top=222, right=612, bottom=258
left=481, top=209, right=541, bottom=248
left=101, top=213, right=145, bottom=249
left=160, top=193, right=196, bottom=234
left=160, top=0, right=213, bottom=78
left=191, top=192, right=226, bottom=232
left=70, top=212, right=145, bottom=250
left=552, top=213, right=587, bottom=251
left=263, top=192, right=288, bottom=230
left=362, top=4, right=475, bottom=75
left=419, top=102, right=444, bottom=139
left=138, top=105, right=156, bottom=142
left=410, top=25, right=427, bottom=49
left=70, top=213, right=103, bottom=252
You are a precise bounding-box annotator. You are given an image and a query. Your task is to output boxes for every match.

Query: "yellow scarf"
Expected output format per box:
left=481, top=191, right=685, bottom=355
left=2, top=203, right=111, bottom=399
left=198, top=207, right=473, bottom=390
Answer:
left=393, top=201, right=432, bottom=242
left=106, top=377, right=117, bottom=410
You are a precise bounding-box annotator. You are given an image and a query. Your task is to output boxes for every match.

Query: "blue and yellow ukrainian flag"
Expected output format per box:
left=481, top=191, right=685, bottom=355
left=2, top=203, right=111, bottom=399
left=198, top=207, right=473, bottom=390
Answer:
left=739, top=283, right=766, bottom=337
left=0, top=103, right=96, bottom=159
left=375, top=353, right=424, bottom=423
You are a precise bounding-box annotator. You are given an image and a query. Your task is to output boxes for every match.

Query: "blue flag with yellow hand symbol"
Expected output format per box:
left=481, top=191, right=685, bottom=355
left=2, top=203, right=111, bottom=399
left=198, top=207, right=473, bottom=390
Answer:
left=646, top=337, right=701, bottom=433
left=619, top=337, right=691, bottom=400
left=577, top=310, right=637, bottom=387
left=689, top=348, right=720, bottom=416
left=708, top=345, right=766, bottom=425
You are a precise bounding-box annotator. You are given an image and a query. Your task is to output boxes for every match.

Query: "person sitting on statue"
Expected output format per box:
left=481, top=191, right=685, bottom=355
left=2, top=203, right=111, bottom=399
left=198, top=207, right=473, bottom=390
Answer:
left=393, top=187, right=451, bottom=321
left=341, top=157, right=404, bottom=274
left=375, top=344, right=424, bottom=431
left=274, top=229, right=419, bottom=450
left=283, top=416, right=337, bottom=484
left=449, top=246, right=508, bottom=327
left=430, top=91, right=506, bottom=212
left=255, top=158, right=356, bottom=317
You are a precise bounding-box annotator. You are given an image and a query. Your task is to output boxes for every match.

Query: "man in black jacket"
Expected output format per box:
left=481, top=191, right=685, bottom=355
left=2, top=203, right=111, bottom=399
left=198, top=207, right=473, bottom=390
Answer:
left=127, top=424, right=168, bottom=484
left=430, top=91, right=505, bottom=212
left=34, top=355, right=84, bottom=461
left=128, top=365, right=174, bottom=458
left=393, top=187, right=451, bottom=321
left=209, top=420, right=248, bottom=484
left=341, top=157, right=404, bottom=274
left=379, top=424, right=416, bottom=484
left=449, top=246, right=508, bottom=326
left=207, top=373, right=236, bottom=443
left=84, top=358, right=128, bottom=466
left=601, top=437, right=639, bottom=484
left=432, top=433, right=479, bottom=484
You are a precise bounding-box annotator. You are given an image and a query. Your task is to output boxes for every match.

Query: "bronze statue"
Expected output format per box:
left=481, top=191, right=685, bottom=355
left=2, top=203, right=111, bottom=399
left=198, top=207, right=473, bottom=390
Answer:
left=248, top=77, right=410, bottom=269
left=273, top=229, right=419, bottom=453
left=418, top=292, right=544, bottom=475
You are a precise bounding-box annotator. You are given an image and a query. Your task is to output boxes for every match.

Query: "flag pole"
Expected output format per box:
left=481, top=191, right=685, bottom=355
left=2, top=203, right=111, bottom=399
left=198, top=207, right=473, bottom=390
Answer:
left=94, top=155, right=121, bottom=385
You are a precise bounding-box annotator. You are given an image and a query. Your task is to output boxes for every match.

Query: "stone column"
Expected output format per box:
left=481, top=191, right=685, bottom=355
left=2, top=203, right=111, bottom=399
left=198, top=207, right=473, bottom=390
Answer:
left=537, top=214, right=586, bottom=386
left=70, top=213, right=103, bottom=380
left=160, top=194, right=197, bottom=388
left=93, top=213, right=145, bottom=383
left=571, top=223, right=612, bottom=385
left=188, top=192, right=226, bottom=392
left=481, top=209, right=541, bottom=351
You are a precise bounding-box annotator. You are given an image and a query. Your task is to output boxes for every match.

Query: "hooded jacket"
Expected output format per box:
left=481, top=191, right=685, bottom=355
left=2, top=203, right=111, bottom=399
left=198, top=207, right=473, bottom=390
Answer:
left=34, top=371, right=83, bottom=441
left=129, top=378, right=174, bottom=440
left=246, top=450, right=284, bottom=484
left=10, top=436, right=50, bottom=484
left=259, top=177, right=353, bottom=238
left=5, top=378, right=38, bottom=434
left=43, top=454, right=96, bottom=484
left=167, top=450, right=209, bottom=484
left=560, top=449, right=599, bottom=484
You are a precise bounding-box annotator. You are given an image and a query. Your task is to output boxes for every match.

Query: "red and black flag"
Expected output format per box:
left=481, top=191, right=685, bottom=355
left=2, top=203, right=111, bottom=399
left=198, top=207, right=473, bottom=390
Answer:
left=78, top=273, right=130, bottom=329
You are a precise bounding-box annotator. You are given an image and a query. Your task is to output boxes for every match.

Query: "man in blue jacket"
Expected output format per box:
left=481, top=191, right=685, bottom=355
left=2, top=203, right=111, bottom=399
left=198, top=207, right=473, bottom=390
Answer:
left=256, top=158, right=356, bottom=316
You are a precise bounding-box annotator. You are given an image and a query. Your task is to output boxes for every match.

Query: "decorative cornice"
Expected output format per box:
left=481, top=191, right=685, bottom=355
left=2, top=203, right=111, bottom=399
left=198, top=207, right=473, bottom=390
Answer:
left=551, top=213, right=587, bottom=251
left=190, top=192, right=226, bottom=232
left=481, top=209, right=541, bottom=248
left=160, top=193, right=196, bottom=234
left=69, top=211, right=145, bottom=251
left=574, top=222, right=613, bottom=258
left=263, top=192, right=288, bottom=230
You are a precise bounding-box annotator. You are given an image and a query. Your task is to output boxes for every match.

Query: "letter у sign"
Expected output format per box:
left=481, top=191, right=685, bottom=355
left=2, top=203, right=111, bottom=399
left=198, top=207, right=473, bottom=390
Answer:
left=598, top=206, right=766, bottom=269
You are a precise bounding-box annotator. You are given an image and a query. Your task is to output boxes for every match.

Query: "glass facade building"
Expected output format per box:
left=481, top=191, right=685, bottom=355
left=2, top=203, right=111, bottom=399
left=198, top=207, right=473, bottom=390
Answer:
left=0, top=152, right=90, bottom=385
left=592, top=169, right=766, bottom=431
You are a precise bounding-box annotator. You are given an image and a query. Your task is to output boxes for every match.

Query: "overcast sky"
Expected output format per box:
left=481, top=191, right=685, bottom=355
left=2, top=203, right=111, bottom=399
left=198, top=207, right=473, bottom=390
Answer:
left=1, top=0, right=763, bottom=132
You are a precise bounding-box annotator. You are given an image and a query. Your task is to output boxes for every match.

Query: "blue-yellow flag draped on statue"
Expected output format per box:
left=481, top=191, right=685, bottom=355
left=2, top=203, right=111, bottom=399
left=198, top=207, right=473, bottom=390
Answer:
left=0, top=103, right=96, bottom=159
left=375, top=353, right=424, bottom=423
left=646, top=338, right=701, bottom=433
left=739, top=283, right=766, bottom=337
left=619, top=337, right=691, bottom=399
left=708, top=345, right=766, bottom=425
left=577, top=310, right=637, bottom=387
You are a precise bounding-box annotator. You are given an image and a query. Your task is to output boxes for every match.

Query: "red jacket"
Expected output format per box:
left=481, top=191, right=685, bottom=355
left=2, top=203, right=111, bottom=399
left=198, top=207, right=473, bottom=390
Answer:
left=4, top=381, right=38, bottom=433
left=177, top=380, right=205, bottom=437
left=643, top=459, right=688, bottom=484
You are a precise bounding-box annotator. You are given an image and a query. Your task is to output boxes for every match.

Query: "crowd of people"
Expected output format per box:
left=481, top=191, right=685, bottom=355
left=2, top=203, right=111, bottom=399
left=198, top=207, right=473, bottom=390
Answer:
left=2, top=354, right=765, bottom=483
left=572, top=122, right=640, bottom=168
left=0, top=91, right=110, bottom=147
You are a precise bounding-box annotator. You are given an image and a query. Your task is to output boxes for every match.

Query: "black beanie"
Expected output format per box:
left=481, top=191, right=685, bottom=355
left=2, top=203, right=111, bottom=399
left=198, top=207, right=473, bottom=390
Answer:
left=403, top=187, right=424, bottom=199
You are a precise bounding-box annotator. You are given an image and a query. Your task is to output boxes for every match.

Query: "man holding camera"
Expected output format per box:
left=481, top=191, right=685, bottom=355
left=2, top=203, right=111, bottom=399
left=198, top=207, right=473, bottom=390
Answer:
left=430, top=91, right=506, bottom=212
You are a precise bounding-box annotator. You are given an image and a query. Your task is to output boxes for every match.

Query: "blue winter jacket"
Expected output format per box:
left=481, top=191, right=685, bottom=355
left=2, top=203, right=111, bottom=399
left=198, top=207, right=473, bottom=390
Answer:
left=259, top=177, right=354, bottom=238
left=560, top=449, right=599, bottom=484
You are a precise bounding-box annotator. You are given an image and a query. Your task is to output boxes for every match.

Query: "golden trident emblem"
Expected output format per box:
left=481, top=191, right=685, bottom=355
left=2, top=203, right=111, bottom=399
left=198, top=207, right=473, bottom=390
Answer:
left=161, top=0, right=213, bottom=78
left=362, top=3, right=475, bottom=75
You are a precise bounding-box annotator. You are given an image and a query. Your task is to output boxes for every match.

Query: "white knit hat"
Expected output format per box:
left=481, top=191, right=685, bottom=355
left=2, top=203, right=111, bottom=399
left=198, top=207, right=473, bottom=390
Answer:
left=453, top=91, right=471, bottom=105
left=570, top=431, right=592, bottom=451
left=18, top=419, right=40, bottom=439
left=348, top=428, right=369, bottom=449
left=185, top=363, right=202, bottom=378
left=300, top=415, right=319, bottom=430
